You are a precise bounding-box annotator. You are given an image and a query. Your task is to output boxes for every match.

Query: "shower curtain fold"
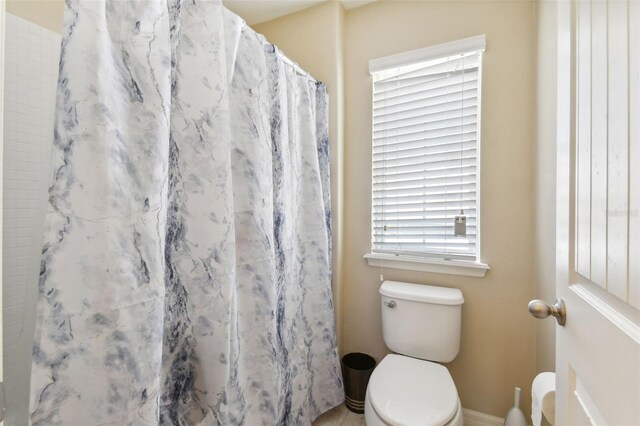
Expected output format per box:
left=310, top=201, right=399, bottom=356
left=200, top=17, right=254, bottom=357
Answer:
left=28, top=1, right=343, bottom=425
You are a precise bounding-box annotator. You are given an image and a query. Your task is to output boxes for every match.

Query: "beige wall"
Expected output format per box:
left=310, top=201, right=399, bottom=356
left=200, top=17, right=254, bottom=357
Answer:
left=342, top=0, right=537, bottom=418
left=254, top=1, right=346, bottom=348
left=5, top=0, right=64, bottom=33
left=534, top=0, right=557, bottom=374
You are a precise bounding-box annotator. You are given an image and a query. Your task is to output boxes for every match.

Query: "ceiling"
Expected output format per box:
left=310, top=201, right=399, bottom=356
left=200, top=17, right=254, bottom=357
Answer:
left=223, top=0, right=377, bottom=25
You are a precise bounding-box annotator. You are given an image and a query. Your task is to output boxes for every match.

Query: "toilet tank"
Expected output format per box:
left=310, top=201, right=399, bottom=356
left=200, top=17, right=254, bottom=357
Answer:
left=380, top=281, right=464, bottom=363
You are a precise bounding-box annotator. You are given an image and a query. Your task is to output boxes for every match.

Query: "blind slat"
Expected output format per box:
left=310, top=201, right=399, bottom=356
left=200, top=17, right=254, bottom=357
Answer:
left=374, top=242, right=476, bottom=250
left=374, top=162, right=476, bottom=181
left=374, top=140, right=476, bottom=162
left=374, top=165, right=476, bottom=183
left=373, top=212, right=477, bottom=221
left=375, top=208, right=476, bottom=217
left=375, top=54, right=479, bottom=83
left=374, top=227, right=477, bottom=234
left=374, top=149, right=477, bottom=170
left=374, top=66, right=477, bottom=92
left=373, top=101, right=478, bottom=126
left=373, top=113, right=477, bottom=139
left=375, top=233, right=477, bottom=239
left=373, top=211, right=477, bottom=220
left=373, top=123, right=477, bottom=145
left=373, top=105, right=478, bottom=133
left=376, top=238, right=477, bottom=244
left=374, top=232, right=477, bottom=238
left=373, top=173, right=477, bottom=191
left=374, top=195, right=476, bottom=206
left=373, top=132, right=476, bottom=153
left=374, top=210, right=477, bottom=216
left=374, top=209, right=476, bottom=216
left=373, top=113, right=478, bottom=139
left=374, top=68, right=478, bottom=99
left=374, top=218, right=478, bottom=225
left=373, top=177, right=475, bottom=193
left=374, top=78, right=478, bottom=107
left=373, top=89, right=477, bottom=118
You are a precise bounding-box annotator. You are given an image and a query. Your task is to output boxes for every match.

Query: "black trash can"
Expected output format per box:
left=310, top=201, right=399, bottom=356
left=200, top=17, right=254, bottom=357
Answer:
left=341, top=352, right=376, bottom=413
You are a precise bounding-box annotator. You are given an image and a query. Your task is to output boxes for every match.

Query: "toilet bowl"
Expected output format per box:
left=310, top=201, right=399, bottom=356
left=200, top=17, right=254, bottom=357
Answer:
left=364, top=354, right=463, bottom=426
left=365, top=281, right=465, bottom=426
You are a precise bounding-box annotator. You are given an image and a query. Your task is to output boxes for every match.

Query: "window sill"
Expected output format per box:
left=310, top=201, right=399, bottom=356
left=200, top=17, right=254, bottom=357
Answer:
left=363, top=253, right=490, bottom=278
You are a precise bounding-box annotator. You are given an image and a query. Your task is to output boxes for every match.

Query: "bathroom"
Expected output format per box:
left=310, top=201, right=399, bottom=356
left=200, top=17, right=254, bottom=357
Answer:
left=1, top=0, right=638, bottom=425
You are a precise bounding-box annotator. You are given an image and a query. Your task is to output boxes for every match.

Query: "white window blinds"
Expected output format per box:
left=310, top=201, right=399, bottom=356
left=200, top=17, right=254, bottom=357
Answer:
left=370, top=37, right=485, bottom=261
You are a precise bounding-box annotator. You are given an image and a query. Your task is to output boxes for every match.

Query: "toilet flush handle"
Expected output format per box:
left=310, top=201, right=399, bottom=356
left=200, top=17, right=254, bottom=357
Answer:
left=383, top=300, right=396, bottom=309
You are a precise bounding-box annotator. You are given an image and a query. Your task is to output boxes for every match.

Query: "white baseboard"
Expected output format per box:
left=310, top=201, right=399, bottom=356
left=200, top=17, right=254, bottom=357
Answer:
left=463, top=408, right=504, bottom=426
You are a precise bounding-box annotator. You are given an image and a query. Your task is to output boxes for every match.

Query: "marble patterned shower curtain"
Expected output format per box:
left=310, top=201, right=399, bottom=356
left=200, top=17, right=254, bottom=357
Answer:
left=28, top=0, right=343, bottom=424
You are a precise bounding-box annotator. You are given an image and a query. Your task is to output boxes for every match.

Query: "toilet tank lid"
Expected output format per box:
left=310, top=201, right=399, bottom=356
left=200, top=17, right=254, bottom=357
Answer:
left=380, top=281, right=464, bottom=305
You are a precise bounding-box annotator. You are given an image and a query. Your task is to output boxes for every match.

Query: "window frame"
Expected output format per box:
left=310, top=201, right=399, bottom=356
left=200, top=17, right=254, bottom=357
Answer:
left=364, top=35, right=490, bottom=277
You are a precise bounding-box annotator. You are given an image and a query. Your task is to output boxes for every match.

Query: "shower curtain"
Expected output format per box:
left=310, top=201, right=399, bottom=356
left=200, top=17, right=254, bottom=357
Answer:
left=28, top=0, right=343, bottom=424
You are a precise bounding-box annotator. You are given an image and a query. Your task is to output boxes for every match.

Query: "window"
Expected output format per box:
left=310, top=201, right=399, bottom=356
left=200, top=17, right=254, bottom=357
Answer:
left=365, top=36, right=489, bottom=277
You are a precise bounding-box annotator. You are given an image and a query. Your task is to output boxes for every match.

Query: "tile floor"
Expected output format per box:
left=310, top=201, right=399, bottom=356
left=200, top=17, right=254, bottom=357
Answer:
left=313, top=403, right=366, bottom=426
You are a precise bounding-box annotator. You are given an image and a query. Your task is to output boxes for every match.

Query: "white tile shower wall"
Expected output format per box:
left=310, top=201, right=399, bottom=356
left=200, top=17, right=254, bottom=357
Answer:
left=3, top=13, right=60, bottom=425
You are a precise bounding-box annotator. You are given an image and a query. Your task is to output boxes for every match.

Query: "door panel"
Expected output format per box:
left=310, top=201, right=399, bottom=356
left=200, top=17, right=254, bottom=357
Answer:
left=587, top=0, right=608, bottom=289
left=575, top=0, right=636, bottom=302
left=565, top=283, right=640, bottom=425
left=571, top=371, right=607, bottom=426
left=575, top=0, right=591, bottom=279
left=605, top=0, right=629, bottom=300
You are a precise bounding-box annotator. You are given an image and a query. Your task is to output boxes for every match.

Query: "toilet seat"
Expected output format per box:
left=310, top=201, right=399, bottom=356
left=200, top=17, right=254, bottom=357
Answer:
left=367, top=354, right=459, bottom=426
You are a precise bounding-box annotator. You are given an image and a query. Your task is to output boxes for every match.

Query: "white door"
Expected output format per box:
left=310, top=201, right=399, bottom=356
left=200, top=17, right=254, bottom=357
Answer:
left=555, top=0, right=640, bottom=424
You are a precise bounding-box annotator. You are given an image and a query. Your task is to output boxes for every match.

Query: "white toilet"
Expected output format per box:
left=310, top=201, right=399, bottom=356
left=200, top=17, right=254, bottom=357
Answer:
left=365, top=281, right=465, bottom=426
